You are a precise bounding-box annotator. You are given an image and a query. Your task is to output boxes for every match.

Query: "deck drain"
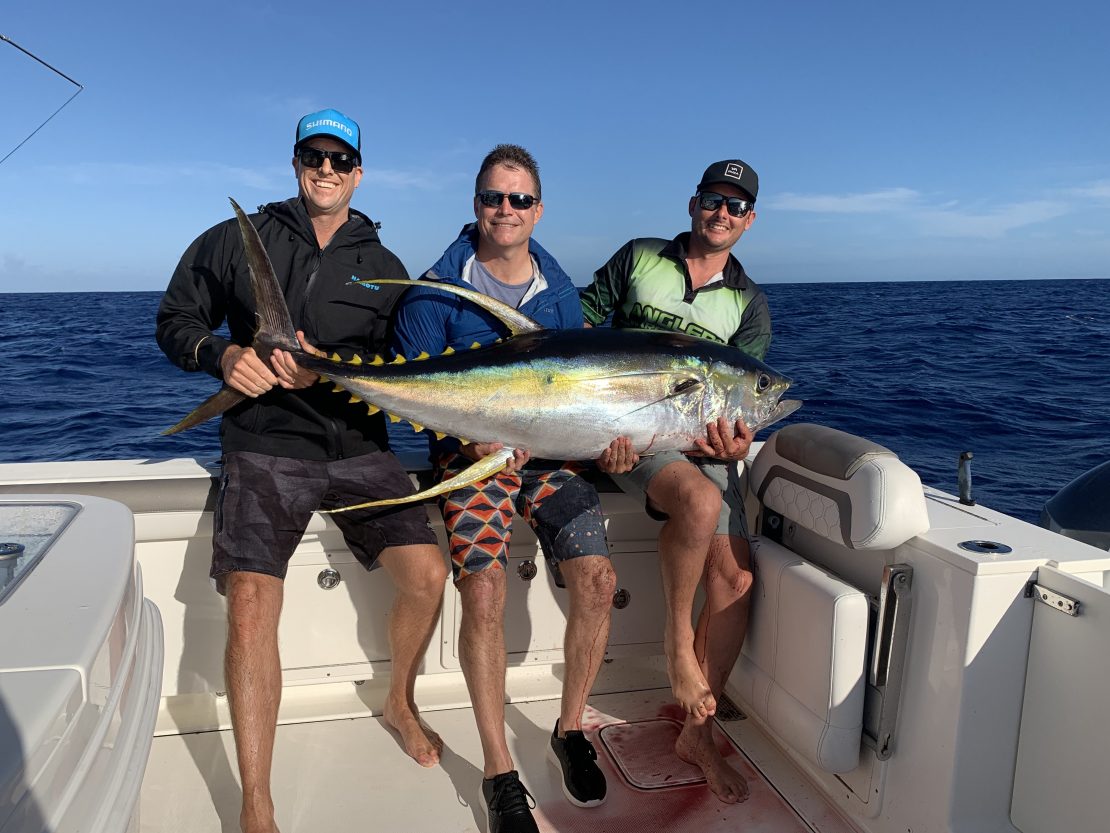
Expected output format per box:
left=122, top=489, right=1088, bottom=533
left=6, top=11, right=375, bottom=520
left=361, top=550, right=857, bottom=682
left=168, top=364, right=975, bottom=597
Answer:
left=715, top=693, right=747, bottom=721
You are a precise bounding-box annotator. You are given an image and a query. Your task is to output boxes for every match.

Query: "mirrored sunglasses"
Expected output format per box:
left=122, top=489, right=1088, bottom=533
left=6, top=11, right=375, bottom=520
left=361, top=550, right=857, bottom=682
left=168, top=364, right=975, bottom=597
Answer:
left=476, top=190, right=538, bottom=210
left=697, top=192, right=754, bottom=217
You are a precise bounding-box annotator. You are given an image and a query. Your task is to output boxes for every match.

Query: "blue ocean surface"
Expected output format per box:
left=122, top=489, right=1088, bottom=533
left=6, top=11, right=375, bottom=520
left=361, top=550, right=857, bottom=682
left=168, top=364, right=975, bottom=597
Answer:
left=2, top=279, right=1108, bottom=523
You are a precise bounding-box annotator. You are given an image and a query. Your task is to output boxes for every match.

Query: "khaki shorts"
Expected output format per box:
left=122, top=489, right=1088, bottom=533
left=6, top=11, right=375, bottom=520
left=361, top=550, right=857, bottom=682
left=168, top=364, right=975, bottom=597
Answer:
left=610, top=451, right=750, bottom=540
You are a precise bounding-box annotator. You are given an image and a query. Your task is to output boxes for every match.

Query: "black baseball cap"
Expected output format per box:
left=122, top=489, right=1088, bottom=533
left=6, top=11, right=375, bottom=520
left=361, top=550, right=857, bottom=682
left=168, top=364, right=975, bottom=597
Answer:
left=697, top=159, right=758, bottom=202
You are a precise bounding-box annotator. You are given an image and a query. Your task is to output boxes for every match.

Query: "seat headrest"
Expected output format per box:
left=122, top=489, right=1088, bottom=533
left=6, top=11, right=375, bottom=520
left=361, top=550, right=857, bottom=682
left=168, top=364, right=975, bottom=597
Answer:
left=750, top=423, right=929, bottom=550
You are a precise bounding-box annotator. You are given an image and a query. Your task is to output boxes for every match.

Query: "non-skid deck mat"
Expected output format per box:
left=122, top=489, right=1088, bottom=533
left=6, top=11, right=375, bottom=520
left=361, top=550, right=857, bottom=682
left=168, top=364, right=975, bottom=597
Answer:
left=533, top=700, right=814, bottom=833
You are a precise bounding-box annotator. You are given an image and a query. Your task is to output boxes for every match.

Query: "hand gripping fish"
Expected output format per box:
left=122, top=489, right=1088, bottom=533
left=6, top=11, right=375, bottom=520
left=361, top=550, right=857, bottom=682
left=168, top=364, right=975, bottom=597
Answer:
left=166, top=198, right=802, bottom=511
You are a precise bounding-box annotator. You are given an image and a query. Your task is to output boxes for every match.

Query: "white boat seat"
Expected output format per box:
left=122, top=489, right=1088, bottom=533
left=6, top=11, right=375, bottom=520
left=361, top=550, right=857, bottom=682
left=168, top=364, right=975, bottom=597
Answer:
left=733, top=537, right=869, bottom=773
left=749, top=422, right=929, bottom=550
left=732, top=423, right=929, bottom=774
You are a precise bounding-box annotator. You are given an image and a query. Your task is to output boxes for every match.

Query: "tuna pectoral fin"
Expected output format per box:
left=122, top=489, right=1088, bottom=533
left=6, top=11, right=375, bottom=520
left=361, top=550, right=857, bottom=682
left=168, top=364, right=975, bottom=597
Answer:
left=322, top=447, right=516, bottom=514
left=162, top=385, right=246, bottom=435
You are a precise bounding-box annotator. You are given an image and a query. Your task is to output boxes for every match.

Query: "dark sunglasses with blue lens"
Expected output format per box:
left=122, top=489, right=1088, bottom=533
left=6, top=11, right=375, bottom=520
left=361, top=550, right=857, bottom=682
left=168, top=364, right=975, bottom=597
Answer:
left=696, top=191, right=754, bottom=217
left=297, top=146, right=358, bottom=174
left=476, top=190, right=539, bottom=210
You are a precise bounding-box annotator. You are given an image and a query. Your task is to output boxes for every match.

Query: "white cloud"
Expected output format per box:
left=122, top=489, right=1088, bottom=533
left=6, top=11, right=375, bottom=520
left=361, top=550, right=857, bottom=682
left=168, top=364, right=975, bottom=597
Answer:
left=36, top=161, right=454, bottom=192
left=771, top=187, right=920, bottom=213
left=767, top=183, right=1076, bottom=239
left=918, top=200, right=1070, bottom=238
left=40, top=162, right=281, bottom=190
left=359, top=168, right=444, bottom=190
left=1069, top=179, right=1110, bottom=200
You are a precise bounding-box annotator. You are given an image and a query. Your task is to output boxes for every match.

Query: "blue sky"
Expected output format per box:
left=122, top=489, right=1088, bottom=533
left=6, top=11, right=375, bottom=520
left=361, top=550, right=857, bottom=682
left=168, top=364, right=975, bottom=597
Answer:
left=2, top=1, right=1109, bottom=292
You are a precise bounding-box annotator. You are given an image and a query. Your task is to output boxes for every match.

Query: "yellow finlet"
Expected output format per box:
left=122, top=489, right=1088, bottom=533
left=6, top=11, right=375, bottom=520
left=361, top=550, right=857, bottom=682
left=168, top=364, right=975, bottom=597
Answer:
left=367, top=404, right=380, bottom=415
left=393, top=355, right=407, bottom=364
left=470, top=342, right=481, bottom=350
left=415, top=351, right=430, bottom=361
left=388, top=413, right=402, bottom=423
left=442, top=346, right=455, bottom=356
left=330, top=352, right=342, bottom=362
left=434, top=432, right=447, bottom=441
left=410, top=421, right=424, bottom=432
left=349, top=354, right=363, bottom=366
left=349, top=396, right=360, bottom=404
left=332, top=384, right=344, bottom=393
left=371, top=355, right=385, bottom=366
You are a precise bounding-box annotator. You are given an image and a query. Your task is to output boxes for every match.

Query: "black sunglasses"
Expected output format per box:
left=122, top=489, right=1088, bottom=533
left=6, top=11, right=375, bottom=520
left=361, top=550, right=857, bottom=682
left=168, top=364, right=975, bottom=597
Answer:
left=476, top=190, right=539, bottom=210
left=697, top=191, right=754, bottom=217
left=297, top=146, right=359, bottom=174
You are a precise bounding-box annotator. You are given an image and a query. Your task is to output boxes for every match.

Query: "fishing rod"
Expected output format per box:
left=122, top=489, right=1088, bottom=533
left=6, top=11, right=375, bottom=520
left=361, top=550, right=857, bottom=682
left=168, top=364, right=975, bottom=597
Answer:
left=0, top=33, right=84, bottom=166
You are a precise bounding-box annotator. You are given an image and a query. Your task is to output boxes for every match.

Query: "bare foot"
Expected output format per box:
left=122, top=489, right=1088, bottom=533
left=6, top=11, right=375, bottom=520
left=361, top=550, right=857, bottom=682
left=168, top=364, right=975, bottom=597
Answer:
left=383, top=699, right=443, bottom=767
left=675, top=719, right=749, bottom=804
left=240, top=803, right=280, bottom=833
left=666, top=649, right=716, bottom=718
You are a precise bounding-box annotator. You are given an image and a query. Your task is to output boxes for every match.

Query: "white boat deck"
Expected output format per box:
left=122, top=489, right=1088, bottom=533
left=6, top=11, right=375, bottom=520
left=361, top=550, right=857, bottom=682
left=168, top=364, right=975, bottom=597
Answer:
left=140, top=688, right=858, bottom=833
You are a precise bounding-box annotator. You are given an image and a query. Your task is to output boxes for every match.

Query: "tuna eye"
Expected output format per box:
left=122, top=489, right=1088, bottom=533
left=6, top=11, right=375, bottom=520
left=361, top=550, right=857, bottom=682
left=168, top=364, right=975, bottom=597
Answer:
left=756, top=373, right=771, bottom=392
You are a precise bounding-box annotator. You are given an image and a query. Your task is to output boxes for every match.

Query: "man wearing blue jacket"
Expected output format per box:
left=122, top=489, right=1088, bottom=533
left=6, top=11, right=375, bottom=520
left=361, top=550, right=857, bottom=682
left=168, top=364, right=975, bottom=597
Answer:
left=394, top=145, right=631, bottom=833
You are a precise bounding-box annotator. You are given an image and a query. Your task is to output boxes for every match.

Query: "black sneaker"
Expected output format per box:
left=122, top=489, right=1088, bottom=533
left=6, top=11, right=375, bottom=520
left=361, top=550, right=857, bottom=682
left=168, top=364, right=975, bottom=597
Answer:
left=481, top=770, right=539, bottom=833
left=547, top=721, right=607, bottom=807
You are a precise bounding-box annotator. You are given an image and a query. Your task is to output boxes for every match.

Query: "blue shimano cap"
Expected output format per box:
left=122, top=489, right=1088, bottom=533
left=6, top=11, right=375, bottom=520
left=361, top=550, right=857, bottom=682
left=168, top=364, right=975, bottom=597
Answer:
left=295, top=109, right=361, bottom=162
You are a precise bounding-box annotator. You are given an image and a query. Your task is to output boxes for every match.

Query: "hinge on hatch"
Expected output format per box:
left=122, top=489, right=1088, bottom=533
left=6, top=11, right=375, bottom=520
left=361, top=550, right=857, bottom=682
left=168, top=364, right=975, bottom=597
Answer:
left=1025, top=582, right=1081, bottom=617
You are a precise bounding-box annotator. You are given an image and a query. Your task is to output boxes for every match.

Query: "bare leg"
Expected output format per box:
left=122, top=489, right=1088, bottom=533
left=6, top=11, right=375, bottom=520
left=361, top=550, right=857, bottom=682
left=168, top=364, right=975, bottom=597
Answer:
left=646, top=462, right=723, bottom=718
left=457, top=568, right=514, bottom=777
left=378, top=544, right=449, bottom=767
left=224, top=571, right=284, bottom=833
left=558, top=556, right=616, bottom=733
left=675, top=534, right=753, bottom=803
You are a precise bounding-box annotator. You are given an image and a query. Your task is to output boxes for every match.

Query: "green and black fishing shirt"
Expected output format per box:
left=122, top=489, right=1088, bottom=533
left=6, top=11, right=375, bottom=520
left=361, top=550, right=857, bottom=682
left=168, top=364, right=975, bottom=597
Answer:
left=581, top=233, right=771, bottom=360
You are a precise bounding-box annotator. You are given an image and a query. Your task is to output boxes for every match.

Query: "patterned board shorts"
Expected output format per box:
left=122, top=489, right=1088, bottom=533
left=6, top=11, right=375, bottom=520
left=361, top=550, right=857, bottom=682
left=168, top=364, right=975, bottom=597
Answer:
left=211, top=450, right=437, bottom=588
left=435, top=454, right=610, bottom=583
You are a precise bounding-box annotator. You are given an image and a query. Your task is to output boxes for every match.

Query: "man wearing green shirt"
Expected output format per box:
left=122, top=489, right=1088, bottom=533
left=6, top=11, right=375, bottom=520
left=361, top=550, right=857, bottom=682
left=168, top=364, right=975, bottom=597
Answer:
left=581, top=159, right=770, bottom=805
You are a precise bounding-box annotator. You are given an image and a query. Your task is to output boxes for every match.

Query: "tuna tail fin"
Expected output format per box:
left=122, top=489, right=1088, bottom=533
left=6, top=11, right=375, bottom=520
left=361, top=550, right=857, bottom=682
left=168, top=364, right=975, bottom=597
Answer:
left=162, top=386, right=246, bottom=435
left=163, top=198, right=301, bottom=435
left=321, top=447, right=516, bottom=513
left=352, top=279, right=544, bottom=337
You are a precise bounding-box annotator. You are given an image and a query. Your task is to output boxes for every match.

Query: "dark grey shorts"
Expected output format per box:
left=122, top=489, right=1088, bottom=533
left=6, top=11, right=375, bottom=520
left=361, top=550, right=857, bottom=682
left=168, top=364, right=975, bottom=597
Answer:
left=211, top=450, right=437, bottom=584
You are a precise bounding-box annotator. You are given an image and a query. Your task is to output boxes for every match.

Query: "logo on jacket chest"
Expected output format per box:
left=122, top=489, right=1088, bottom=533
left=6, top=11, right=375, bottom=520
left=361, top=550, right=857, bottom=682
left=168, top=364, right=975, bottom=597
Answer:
left=349, top=276, right=380, bottom=291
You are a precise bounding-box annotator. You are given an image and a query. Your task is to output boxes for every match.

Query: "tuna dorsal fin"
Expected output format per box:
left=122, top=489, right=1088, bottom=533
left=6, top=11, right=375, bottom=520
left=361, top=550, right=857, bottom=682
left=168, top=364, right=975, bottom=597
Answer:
left=321, top=448, right=515, bottom=513
left=165, top=199, right=298, bottom=435
left=351, top=279, right=544, bottom=336
left=230, top=198, right=300, bottom=355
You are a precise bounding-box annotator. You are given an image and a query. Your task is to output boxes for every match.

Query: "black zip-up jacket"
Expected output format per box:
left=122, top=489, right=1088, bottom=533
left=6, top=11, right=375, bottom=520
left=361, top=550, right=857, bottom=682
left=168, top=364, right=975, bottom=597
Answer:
left=156, top=197, right=409, bottom=461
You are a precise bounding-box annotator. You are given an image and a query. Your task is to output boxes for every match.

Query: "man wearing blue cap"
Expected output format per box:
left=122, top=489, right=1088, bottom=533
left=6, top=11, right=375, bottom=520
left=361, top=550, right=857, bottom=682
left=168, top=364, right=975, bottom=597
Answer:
left=579, top=159, right=770, bottom=806
left=157, top=109, right=448, bottom=833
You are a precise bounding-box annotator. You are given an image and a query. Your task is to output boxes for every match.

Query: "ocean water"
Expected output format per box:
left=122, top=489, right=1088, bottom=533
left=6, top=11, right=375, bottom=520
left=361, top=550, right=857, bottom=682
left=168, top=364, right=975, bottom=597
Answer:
left=3, top=279, right=1108, bottom=523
